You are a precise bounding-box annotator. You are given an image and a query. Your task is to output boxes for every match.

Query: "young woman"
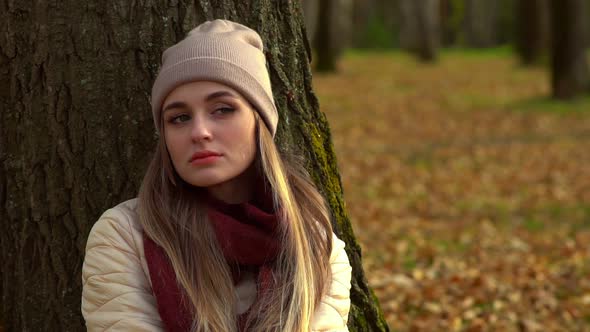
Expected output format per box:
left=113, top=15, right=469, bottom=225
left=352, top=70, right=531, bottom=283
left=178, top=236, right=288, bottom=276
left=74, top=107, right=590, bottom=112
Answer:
left=81, top=19, right=352, bottom=332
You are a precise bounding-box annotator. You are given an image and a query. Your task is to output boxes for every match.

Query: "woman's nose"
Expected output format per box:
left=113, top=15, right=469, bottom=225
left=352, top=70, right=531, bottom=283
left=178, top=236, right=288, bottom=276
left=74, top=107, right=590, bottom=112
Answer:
left=190, top=116, right=212, bottom=141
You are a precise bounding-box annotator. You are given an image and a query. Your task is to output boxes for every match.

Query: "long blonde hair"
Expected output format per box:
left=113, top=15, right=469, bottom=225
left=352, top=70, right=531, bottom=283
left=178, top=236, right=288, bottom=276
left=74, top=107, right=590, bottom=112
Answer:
left=138, top=113, right=333, bottom=331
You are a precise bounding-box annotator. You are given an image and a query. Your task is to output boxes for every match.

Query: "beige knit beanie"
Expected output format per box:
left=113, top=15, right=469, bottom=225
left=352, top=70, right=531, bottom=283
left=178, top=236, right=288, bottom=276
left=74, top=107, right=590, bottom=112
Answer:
left=151, top=19, right=278, bottom=136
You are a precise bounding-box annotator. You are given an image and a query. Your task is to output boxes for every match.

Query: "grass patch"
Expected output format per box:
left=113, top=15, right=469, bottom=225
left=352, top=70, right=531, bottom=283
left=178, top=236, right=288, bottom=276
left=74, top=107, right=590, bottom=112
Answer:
left=440, top=45, right=514, bottom=58
left=437, top=239, right=469, bottom=254
left=346, top=46, right=515, bottom=59
left=402, top=257, right=417, bottom=271
left=474, top=301, right=494, bottom=312
left=345, top=48, right=405, bottom=58
left=510, top=95, right=590, bottom=114
left=523, top=218, right=545, bottom=232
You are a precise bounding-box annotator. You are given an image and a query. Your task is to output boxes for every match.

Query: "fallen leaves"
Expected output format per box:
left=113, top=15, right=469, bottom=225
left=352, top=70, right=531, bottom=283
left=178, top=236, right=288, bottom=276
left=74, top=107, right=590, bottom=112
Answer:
left=315, top=51, right=590, bottom=331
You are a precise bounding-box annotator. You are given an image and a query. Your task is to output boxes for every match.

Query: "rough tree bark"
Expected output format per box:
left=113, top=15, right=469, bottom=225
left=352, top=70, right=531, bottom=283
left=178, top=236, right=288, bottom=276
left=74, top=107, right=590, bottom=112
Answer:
left=399, top=0, right=440, bottom=62
left=0, top=0, right=389, bottom=331
left=516, top=0, right=550, bottom=65
left=549, top=0, right=590, bottom=99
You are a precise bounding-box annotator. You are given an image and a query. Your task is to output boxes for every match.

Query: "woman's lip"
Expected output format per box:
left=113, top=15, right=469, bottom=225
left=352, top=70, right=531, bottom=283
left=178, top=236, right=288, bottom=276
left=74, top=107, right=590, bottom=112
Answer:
left=190, top=155, right=220, bottom=165
left=190, top=151, right=222, bottom=161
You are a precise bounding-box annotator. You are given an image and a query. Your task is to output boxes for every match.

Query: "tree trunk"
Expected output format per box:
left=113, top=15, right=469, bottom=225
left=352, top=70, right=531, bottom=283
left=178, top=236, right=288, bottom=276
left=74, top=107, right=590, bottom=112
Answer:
left=550, top=0, right=590, bottom=99
left=516, top=0, right=550, bottom=65
left=332, top=0, right=354, bottom=55
left=496, top=0, right=517, bottom=45
left=399, top=0, right=440, bottom=62
left=440, top=0, right=456, bottom=46
left=313, top=0, right=353, bottom=72
left=314, top=0, right=337, bottom=72
left=0, top=0, right=388, bottom=331
left=301, top=0, right=319, bottom=47
left=464, top=0, right=499, bottom=47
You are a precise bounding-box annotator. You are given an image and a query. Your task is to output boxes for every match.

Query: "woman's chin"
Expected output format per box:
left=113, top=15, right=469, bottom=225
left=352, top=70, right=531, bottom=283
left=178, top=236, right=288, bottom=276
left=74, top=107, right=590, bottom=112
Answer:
left=184, top=177, right=226, bottom=188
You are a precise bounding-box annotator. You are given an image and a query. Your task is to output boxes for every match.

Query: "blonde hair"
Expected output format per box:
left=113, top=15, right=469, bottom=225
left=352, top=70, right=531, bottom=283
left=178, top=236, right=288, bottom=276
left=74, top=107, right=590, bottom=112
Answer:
left=138, top=113, right=333, bottom=331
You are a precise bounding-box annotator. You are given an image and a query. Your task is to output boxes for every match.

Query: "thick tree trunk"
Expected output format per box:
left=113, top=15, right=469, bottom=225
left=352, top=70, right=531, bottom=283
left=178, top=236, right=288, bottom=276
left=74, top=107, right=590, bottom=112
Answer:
left=0, top=0, right=388, bottom=331
left=516, top=0, right=550, bottom=65
left=464, top=0, right=499, bottom=47
left=550, top=0, right=590, bottom=99
left=399, top=0, right=440, bottom=62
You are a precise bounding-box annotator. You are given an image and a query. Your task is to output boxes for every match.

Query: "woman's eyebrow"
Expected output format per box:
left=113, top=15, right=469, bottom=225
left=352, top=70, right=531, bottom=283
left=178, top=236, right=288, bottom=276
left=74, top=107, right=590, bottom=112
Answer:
left=205, top=90, right=239, bottom=102
left=162, top=101, right=188, bottom=113
left=163, top=91, right=239, bottom=113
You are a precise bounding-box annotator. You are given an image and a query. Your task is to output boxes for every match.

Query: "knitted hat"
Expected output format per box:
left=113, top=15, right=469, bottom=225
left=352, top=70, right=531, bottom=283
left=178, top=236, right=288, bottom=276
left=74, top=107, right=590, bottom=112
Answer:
left=151, top=19, right=278, bottom=136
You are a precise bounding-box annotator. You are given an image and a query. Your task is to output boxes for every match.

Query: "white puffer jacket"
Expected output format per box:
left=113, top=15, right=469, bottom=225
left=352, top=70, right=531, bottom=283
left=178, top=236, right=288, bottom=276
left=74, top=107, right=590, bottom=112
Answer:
left=81, top=198, right=352, bottom=331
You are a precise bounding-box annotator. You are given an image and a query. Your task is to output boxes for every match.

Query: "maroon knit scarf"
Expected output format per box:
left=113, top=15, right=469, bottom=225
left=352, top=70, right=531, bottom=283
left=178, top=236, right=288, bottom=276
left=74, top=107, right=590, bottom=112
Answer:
left=143, top=185, right=280, bottom=332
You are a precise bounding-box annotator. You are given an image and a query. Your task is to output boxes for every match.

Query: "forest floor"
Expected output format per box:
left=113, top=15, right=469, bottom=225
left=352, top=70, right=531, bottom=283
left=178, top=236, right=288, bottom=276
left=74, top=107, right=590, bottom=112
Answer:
left=314, top=49, right=590, bottom=332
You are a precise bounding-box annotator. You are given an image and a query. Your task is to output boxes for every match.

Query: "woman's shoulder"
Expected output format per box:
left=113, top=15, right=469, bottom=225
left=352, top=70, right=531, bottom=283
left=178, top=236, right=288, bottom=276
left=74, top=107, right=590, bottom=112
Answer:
left=89, top=198, right=144, bottom=238
left=98, top=197, right=141, bottom=226
left=312, top=231, right=352, bottom=331
left=85, top=198, right=146, bottom=260
left=329, top=232, right=347, bottom=262
left=84, top=197, right=152, bottom=285
left=82, top=198, right=162, bottom=330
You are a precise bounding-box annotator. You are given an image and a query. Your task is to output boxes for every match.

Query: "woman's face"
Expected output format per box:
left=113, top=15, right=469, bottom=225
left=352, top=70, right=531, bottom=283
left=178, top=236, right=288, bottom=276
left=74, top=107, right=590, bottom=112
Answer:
left=162, top=81, right=257, bottom=191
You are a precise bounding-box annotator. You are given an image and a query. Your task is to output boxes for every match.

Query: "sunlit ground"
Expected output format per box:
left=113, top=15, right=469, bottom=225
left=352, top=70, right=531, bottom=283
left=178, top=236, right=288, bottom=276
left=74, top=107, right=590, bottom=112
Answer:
left=314, top=49, right=590, bottom=332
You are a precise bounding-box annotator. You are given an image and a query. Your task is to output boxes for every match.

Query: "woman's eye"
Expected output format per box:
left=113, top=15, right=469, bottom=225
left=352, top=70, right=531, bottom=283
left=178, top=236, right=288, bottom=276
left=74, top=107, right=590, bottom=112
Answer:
left=170, top=114, right=190, bottom=123
left=213, top=107, right=235, bottom=115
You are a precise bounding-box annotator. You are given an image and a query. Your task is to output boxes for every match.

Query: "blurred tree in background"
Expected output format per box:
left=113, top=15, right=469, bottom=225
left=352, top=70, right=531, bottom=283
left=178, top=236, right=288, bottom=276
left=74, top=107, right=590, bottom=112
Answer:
left=313, top=0, right=338, bottom=72
left=497, top=0, right=518, bottom=45
left=516, top=0, right=551, bottom=65
left=398, top=0, right=440, bottom=62
left=550, top=0, right=590, bottom=99
left=302, top=0, right=590, bottom=98
left=302, top=0, right=319, bottom=46
left=303, top=0, right=353, bottom=72
left=440, top=0, right=459, bottom=46
left=463, top=0, right=500, bottom=47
